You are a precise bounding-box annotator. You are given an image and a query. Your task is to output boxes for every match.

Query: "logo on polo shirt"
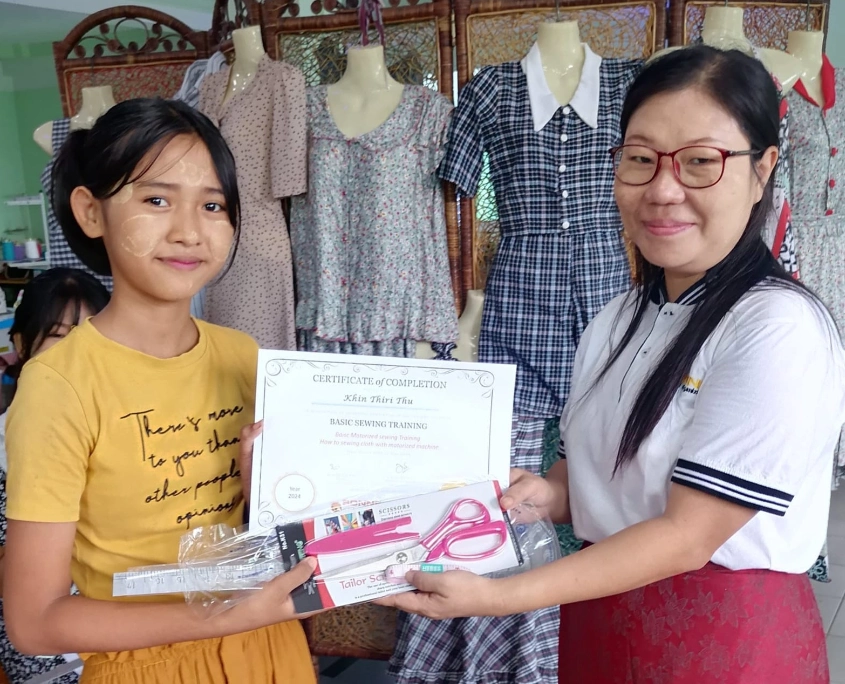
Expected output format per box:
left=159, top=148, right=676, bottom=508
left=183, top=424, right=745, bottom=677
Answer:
left=681, top=376, right=702, bottom=395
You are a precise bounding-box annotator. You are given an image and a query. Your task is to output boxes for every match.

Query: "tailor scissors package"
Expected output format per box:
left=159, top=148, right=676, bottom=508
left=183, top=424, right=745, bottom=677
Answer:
left=112, top=480, right=561, bottom=614
left=283, top=480, right=521, bottom=611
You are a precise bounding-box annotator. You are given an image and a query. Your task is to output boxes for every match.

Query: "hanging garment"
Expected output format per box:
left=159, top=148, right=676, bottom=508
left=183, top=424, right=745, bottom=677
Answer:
left=788, top=57, right=844, bottom=427
left=438, top=44, right=639, bottom=420
left=764, top=69, right=800, bottom=277
left=558, top=557, right=827, bottom=683
left=174, top=52, right=228, bottom=321
left=199, top=55, right=306, bottom=349
left=787, top=57, right=844, bottom=583
left=390, top=415, right=560, bottom=684
left=40, top=118, right=113, bottom=290
left=289, top=86, right=458, bottom=358
left=173, top=52, right=227, bottom=109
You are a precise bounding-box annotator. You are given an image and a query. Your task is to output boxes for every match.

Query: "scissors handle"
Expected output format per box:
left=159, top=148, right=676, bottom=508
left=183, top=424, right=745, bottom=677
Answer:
left=420, top=498, right=491, bottom=552
left=425, top=520, right=508, bottom=562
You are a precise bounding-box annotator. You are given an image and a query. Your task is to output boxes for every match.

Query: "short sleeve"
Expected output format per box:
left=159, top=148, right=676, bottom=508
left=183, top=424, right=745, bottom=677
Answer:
left=424, top=92, right=454, bottom=177
left=437, top=67, right=498, bottom=197
left=671, top=304, right=842, bottom=516
left=6, top=361, right=93, bottom=523
left=271, top=64, right=307, bottom=199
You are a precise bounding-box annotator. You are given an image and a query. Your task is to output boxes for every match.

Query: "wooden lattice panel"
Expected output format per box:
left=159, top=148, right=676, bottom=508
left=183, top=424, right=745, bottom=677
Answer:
left=53, top=6, right=208, bottom=117
left=467, top=3, right=660, bottom=70
left=679, top=1, right=828, bottom=49
left=278, top=20, right=440, bottom=88
left=305, top=603, right=398, bottom=660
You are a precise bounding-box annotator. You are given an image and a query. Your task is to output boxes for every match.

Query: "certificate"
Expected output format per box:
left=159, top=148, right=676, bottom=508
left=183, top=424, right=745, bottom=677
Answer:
left=250, top=351, right=516, bottom=529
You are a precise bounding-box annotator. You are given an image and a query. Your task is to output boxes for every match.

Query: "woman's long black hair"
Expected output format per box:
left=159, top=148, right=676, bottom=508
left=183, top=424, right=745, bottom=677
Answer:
left=603, top=46, right=822, bottom=474
left=51, top=98, right=241, bottom=276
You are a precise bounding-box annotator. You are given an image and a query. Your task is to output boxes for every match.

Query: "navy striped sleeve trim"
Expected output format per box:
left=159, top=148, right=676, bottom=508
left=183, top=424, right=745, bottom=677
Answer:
left=557, top=439, right=566, bottom=460
left=671, top=459, right=793, bottom=516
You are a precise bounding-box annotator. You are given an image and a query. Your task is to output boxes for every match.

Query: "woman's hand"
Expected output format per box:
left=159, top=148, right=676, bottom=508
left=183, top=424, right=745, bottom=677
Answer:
left=238, top=421, right=262, bottom=507
left=500, top=464, right=571, bottom=524
left=375, top=569, right=505, bottom=619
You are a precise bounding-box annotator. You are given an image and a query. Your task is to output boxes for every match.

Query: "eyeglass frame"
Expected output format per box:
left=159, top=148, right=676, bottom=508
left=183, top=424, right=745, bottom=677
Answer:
left=608, top=144, right=761, bottom=189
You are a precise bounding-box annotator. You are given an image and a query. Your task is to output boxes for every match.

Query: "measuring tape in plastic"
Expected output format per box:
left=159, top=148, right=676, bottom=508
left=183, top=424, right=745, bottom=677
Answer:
left=112, top=561, right=283, bottom=597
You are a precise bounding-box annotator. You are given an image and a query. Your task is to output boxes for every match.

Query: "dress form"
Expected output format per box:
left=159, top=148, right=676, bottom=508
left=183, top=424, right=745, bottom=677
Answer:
left=326, top=44, right=404, bottom=139
left=702, top=7, right=801, bottom=93
left=536, top=21, right=585, bottom=107
left=222, top=26, right=265, bottom=106
left=33, top=85, right=115, bottom=155
left=416, top=290, right=484, bottom=362
left=787, top=30, right=826, bottom=106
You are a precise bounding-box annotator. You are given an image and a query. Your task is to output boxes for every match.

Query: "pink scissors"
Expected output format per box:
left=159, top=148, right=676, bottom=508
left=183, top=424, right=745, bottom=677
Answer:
left=312, top=498, right=508, bottom=582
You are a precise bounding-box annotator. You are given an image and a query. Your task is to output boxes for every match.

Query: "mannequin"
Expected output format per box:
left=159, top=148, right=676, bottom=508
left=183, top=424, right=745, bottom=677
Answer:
left=416, top=290, right=484, bottom=362
left=787, top=30, right=826, bottom=106
left=33, top=85, right=115, bottom=155
left=326, top=44, right=404, bottom=139
left=701, top=7, right=801, bottom=93
left=537, top=20, right=585, bottom=107
left=649, top=7, right=800, bottom=93
left=222, top=25, right=265, bottom=105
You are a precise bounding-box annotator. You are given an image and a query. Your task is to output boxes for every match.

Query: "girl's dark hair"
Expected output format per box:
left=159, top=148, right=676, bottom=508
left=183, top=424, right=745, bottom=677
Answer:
left=52, top=98, right=240, bottom=276
left=7, top=268, right=110, bottom=378
left=603, top=45, right=822, bottom=474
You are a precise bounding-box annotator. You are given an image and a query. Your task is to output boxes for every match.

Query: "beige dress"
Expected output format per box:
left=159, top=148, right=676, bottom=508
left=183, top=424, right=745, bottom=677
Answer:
left=199, top=55, right=306, bottom=349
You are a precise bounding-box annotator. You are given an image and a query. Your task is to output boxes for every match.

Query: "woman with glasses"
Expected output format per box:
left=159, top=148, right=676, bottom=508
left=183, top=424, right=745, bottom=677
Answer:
left=380, top=45, right=843, bottom=683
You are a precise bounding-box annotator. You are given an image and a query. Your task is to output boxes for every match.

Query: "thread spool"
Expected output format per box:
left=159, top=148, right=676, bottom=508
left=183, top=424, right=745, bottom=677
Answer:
left=13, top=244, right=25, bottom=261
left=24, top=239, right=40, bottom=260
left=1, top=242, right=14, bottom=262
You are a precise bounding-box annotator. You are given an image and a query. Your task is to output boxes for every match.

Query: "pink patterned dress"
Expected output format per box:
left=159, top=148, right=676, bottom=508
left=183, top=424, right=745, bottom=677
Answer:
left=290, top=85, right=458, bottom=357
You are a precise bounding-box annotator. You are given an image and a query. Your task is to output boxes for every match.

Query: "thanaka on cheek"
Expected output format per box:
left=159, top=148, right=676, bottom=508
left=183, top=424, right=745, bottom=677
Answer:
left=119, top=215, right=162, bottom=257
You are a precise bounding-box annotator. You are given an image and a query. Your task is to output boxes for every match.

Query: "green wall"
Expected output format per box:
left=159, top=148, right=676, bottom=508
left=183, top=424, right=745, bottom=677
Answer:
left=0, top=39, right=62, bottom=244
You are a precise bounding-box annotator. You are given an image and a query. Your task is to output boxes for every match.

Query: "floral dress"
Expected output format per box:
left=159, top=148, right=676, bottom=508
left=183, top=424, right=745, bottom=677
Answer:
left=289, top=85, right=458, bottom=357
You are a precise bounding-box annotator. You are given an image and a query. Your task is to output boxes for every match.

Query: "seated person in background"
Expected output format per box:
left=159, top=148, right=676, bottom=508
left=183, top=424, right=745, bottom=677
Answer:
left=0, top=268, right=109, bottom=683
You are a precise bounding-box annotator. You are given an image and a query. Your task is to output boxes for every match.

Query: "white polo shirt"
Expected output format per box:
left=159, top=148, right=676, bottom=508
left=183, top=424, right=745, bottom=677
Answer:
left=562, top=279, right=845, bottom=573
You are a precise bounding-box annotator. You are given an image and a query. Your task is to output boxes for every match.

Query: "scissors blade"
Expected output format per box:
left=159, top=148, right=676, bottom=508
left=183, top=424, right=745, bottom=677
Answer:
left=314, top=545, right=426, bottom=582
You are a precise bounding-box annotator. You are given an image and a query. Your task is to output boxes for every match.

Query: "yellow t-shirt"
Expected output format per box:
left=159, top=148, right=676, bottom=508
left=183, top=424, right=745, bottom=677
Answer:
left=6, top=319, right=257, bottom=602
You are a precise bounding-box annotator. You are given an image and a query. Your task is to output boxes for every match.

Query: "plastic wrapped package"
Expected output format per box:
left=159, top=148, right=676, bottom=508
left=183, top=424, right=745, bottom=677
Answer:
left=112, top=484, right=561, bottom=616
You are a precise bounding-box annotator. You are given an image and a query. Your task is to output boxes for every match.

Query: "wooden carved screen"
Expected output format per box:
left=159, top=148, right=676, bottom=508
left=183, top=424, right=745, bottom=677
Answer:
left=53, top=6, right=208, bottom=118
left=670, top=0, right=830, bottom=48
left=454, top=0, right=665, bottom=291
left=262, top=0, right=460, bottom=311
left=209, top=0, right=263, bottom=57
left=258, top=0, right=453, bottom=662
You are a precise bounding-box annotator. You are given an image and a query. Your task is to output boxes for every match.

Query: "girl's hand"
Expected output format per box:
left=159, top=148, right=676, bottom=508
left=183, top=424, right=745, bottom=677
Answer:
left=230, top=556, right=321, bottom=630
left=375, top=569, right=504, bottom=618
left=238, top=421, right=262, bottom=506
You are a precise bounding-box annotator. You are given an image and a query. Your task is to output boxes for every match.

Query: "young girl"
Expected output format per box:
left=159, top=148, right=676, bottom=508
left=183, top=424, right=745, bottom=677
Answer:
left=0, top=268, right=109, bottom=684
left=3, top=98, right=317, bottom=683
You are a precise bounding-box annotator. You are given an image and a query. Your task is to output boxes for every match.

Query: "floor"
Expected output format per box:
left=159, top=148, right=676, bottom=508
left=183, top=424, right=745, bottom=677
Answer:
left=818, top=486, right=845, bottom=683
left=319, top=487, right=845, bottom=683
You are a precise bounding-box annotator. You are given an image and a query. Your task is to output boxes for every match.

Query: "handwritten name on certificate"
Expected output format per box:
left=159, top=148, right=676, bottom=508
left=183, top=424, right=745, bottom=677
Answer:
left=250, top=351, right=516, bottom=528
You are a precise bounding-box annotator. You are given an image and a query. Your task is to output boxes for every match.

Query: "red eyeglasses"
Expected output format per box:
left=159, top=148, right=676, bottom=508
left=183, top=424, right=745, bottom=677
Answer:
left=610, top=145, right=760, bottom=189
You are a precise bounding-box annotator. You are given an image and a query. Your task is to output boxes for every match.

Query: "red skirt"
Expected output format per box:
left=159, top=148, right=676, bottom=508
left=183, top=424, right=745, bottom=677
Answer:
left=559, top=562, right=828, bottom=683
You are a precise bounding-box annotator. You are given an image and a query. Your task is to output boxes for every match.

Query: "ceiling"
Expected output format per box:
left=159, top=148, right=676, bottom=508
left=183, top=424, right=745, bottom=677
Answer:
left=0, top=0, right=214, bottom=46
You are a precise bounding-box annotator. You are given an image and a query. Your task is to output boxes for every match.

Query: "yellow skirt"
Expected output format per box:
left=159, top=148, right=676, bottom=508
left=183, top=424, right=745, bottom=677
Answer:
left=79, top=621, right=315, bottom=684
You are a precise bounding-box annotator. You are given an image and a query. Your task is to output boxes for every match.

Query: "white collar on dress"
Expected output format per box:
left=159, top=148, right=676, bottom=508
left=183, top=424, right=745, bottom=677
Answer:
left=520, top=42, right=602, bottom=132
